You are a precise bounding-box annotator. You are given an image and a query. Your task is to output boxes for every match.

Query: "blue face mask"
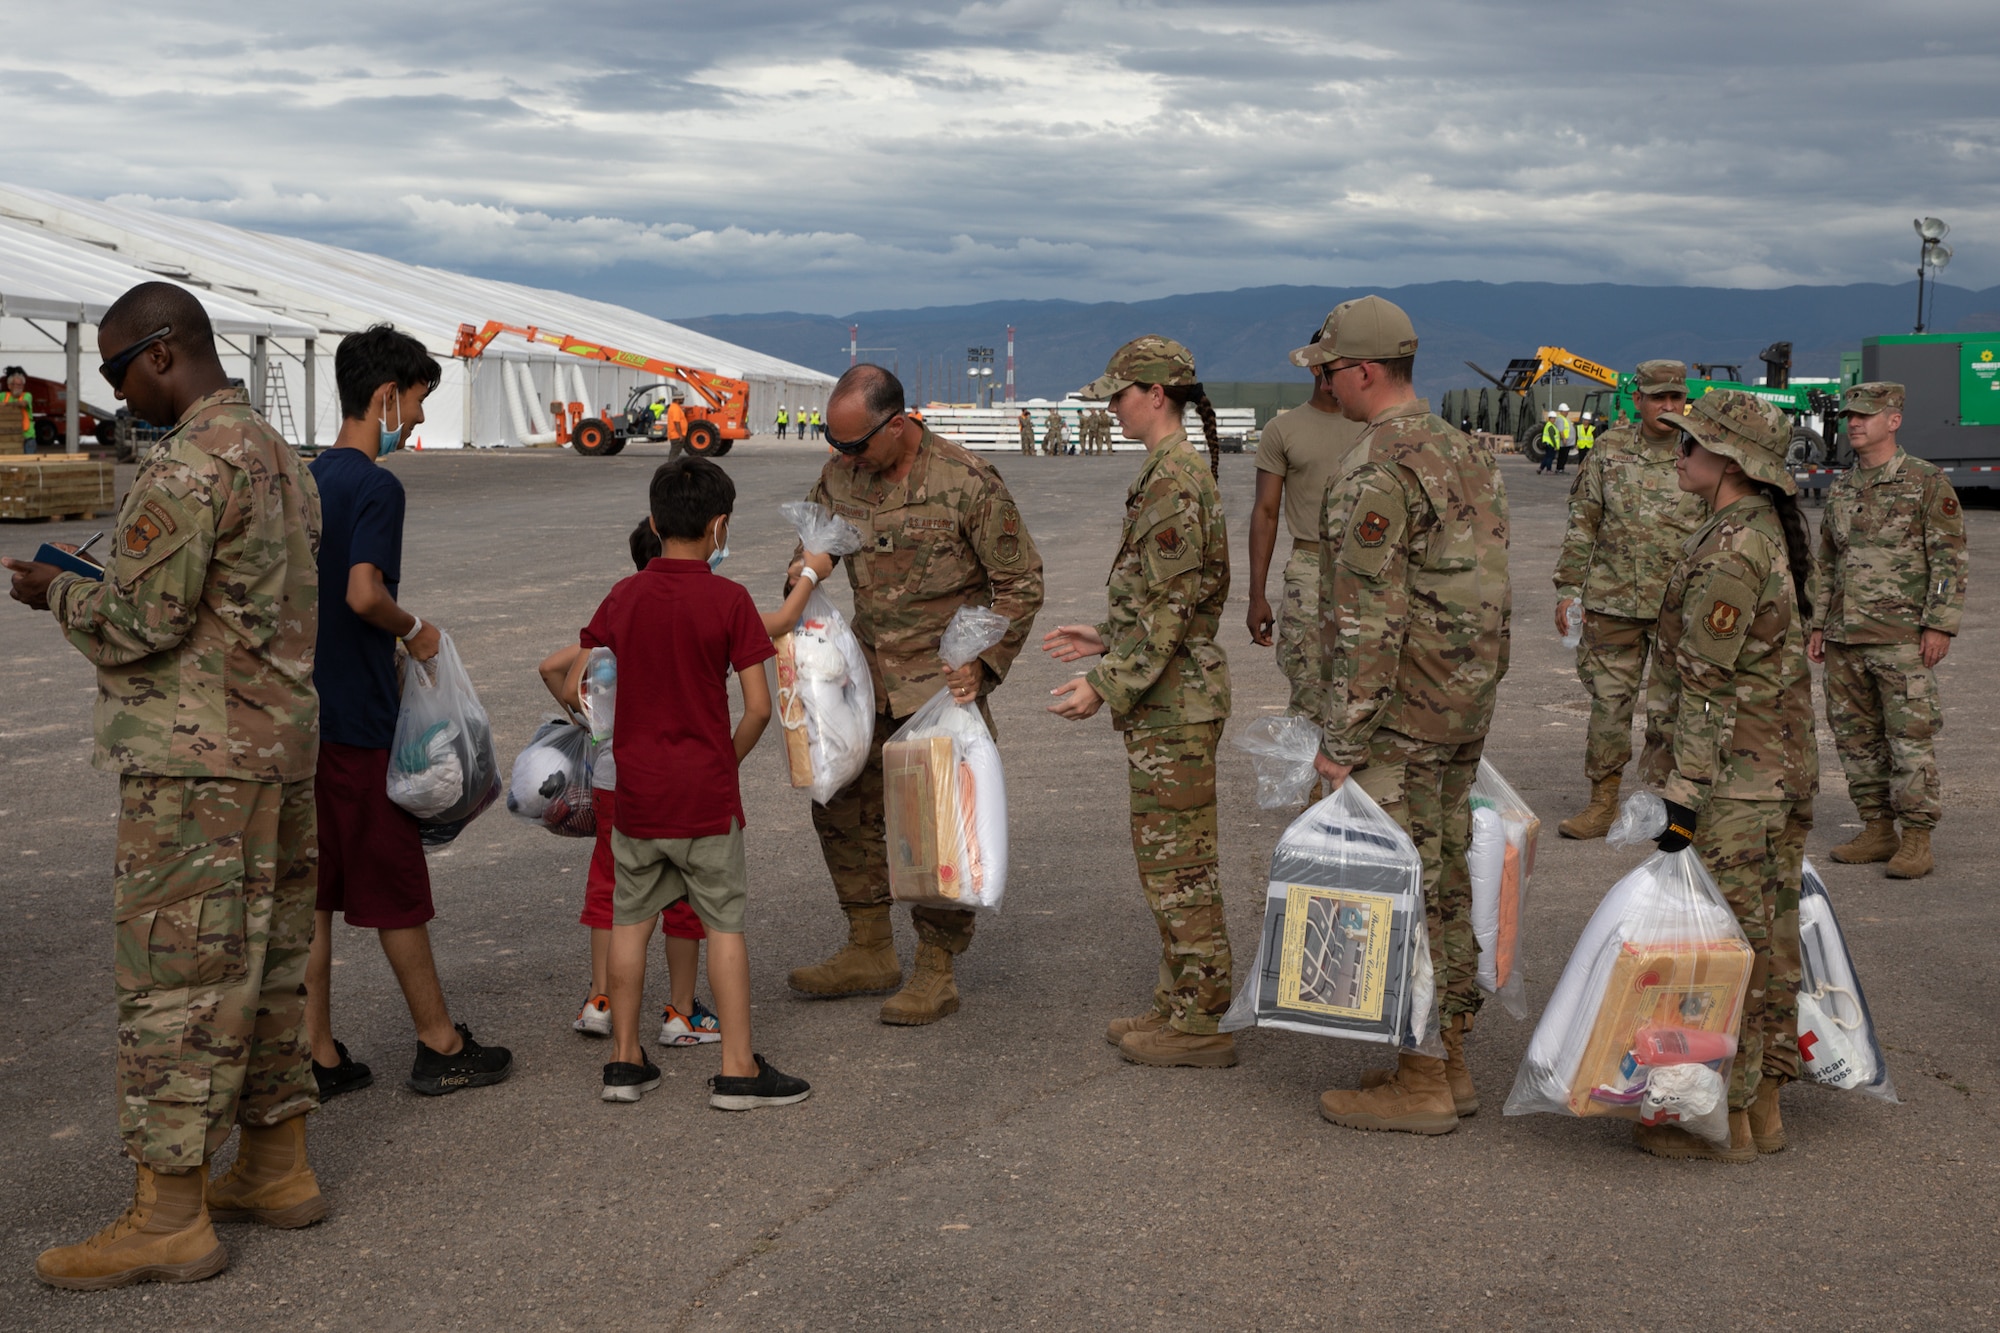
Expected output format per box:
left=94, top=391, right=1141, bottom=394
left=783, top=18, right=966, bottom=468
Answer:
left=706, top=519, right=730, bottom=570
left=378, top=392, right=403, bottom=455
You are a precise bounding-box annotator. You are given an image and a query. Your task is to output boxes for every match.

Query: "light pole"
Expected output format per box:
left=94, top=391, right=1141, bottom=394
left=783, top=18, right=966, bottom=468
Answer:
left=1914, top=217, right=1952, bottom=333
left=965, top=346, right=994, bottom=407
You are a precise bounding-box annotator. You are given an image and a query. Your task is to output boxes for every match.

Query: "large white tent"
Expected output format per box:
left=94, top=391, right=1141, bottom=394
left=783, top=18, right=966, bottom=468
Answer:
left=0, top=183, right=833, bottom=450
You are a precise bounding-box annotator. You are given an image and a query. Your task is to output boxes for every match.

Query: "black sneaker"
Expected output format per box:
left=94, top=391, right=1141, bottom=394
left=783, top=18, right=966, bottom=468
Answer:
left=313, top=1041, right=373, bottom=1101
left=601, top=1055, right=662, bottom=1103
left=407, top=1023, right=513, bottom=1096
left=707, top=1054, right=811, bottom=1111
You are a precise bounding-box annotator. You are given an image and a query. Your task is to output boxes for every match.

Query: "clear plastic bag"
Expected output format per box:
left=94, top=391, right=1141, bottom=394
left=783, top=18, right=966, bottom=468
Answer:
left=506, top=717, right=597, bottom=839
left=774, top=589, right=876, bottom=803
left=1232, top=714, right=1322, bottom=810
left=578, top=647, right=616, bottom=744
left=1604, top=789, right=1667, bottom=848
left=1220, top=780, right=1442, bottom=1057
left=780, top=499, right=865, bottom=557
left=387, top=632, right=500, bottom=844
left=881, top=606, right=1013, bottom=911
left=1798, top=858, right=1897, bottom=1102
left=1467, top=759, right=1539, bottom=1019
left=1504, top=847, right=1754, bottom=1143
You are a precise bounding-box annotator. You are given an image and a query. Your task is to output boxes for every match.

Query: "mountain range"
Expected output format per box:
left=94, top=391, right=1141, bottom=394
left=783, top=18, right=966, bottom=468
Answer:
left=676, top=280, right=2000, bottom=403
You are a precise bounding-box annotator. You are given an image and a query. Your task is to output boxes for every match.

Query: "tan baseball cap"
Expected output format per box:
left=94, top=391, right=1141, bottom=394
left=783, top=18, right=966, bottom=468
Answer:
left=1635, top=360, right=1688, bottom=395
left=1323, top=295, right=1418, bottom=361
left=1841, top=381, right=1905, bottom=416
left=1661, top=389, right=1795, bottom=494
left=1288, top=304, right=1350, bottom=369
left=1077, top=335, right=1197, bottom=400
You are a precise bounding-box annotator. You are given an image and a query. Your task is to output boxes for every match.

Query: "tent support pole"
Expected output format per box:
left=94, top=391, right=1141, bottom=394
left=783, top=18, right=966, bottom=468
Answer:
left=462, top=359, right=474, bottom=446
left=64, top=321, right=80, bottom=453
left=251, top=336, right=269, bottom=414
left=303, top=338, right=316, bottom=450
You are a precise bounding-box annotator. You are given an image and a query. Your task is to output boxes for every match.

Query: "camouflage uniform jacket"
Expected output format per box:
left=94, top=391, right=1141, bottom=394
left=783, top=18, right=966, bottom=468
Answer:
left=1808, top=447, right=1967, bottom=644
left=49, top=387, right=321, bottom=781
left=1086, top=431, right=1231, bottom=731
left=1641, top=494, right=1815, bottom=808
left=807, top=425, right=1044, bottom=716
left=1552, top=421, right=1708, bottom=618
left=1317, top=399, right=1510, bottom=765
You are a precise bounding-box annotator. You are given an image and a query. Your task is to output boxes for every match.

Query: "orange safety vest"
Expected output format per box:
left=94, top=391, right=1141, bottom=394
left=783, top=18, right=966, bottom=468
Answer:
left=666, top=402, right=688, bottom=437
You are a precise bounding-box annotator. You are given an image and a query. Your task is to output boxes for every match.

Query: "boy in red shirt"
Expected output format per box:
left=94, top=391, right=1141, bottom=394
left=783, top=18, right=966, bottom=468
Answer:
left=584, top=457, right=809, bottom=1109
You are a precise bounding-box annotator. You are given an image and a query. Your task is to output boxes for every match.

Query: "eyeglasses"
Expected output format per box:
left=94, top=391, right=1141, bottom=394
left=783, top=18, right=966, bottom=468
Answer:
left=1678, top=433, right=1702, bottom=458
left=824, top=410, right=899, bottom=456
left=1324, top=360, right=1369, bottom=378
left=99, top=326, right=172, bottom=391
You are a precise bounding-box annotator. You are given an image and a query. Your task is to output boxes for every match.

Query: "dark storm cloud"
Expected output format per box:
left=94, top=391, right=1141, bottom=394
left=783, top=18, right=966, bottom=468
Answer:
left=0, top=0, right=1993, bottom=314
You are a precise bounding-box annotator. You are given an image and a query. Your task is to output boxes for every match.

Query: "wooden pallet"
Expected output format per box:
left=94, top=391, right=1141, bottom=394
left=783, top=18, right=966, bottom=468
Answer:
left=0, top=456, right=118, bottom=521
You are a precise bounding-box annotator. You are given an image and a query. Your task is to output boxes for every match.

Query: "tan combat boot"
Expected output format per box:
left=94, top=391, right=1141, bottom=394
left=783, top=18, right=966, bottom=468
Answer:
left=1119, top=1026, right=1238, bottom=1068
left=1359, top=1015, right=1478, bottom=1115
left=879, top=942, right=959, bottom=1025
left=1318, top=1053, right=1458, bottom=1134
left=1830, top=818, right=1898, bottom=864
left=1559, top=773, right=1622, bottom=841
left=1105, top=1011, right=1170, bottom=1047
left=207, top=1115, right=327, bottom=1228
left=1748, top=1076, right=1787, bottom=1154
left=788, top=905, right=901, bottom=997
left=1632, top=1109, right=1755, bottom=1163
left=1885, top=828, right=1934, bottom=880
left=35, top=1164, right=229, bottom=1290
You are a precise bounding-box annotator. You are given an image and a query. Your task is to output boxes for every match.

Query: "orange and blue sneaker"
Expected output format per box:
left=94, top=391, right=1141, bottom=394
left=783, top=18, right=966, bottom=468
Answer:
left=573, top=994, right=612, bottom=1038
left=660, top=999, right=721, bottom=1047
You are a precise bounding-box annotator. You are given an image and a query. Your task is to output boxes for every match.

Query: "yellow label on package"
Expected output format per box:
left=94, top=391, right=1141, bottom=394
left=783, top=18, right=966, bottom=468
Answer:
left=1274, top=885, right=1394, bottom=1022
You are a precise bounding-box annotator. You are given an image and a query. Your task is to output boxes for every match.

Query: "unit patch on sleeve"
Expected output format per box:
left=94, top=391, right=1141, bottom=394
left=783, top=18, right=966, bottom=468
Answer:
left=1355, top=511, right=1390, bottom=548
left=1703, top=600, right=1742, bottom=639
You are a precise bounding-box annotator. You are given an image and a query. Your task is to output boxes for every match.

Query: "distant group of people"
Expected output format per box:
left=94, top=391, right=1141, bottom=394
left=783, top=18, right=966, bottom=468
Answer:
left=1015, top=406, right=1115, bottom=455
left=1536, top=404, right=1600, bottom=474
left=1, top=276, right=1971, bottom=1292
left=775, top=404, right=823, bottom=440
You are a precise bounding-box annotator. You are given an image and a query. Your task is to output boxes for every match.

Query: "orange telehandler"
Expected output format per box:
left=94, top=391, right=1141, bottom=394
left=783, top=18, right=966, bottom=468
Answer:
left=452, top=321, right=751, bottom=456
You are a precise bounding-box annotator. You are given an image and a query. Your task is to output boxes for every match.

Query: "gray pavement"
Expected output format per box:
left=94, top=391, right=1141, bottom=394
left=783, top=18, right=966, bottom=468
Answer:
left=3, top=436, right=1996, bottom=1331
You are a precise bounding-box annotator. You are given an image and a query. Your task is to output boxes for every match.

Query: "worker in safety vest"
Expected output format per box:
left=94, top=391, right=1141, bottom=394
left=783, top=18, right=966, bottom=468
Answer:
left=665, top=395, right=689, bottom=453
left=776, top=405, right=789, bottom=439
left=1576, top=414, right=1596, bottom=457
left=1537, top=412, right=1565, bottom=474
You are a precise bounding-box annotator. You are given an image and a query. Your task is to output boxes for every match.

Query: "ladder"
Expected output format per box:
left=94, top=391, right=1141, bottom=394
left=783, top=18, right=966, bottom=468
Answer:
left=264, top=363, right=300, bottom=446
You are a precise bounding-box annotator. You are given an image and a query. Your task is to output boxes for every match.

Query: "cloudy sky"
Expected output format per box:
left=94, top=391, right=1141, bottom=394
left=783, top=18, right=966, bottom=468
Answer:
left=5, top=1, right=1996, bottom=316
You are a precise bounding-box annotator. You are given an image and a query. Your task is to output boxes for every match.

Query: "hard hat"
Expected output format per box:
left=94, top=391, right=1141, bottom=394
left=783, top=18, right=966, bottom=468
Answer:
left=1558, top=402, right=1570, bottom=412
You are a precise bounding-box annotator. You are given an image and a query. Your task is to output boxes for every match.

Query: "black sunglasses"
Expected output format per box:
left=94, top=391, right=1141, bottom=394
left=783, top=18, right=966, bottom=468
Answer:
left=100, top=326, right=172, bottom=391
left=1678, top=432, right=1702, bottom=458
left=824, top=410, right=899, bottom=456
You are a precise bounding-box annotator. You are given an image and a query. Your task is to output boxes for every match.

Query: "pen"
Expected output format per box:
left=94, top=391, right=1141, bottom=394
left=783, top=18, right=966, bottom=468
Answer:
left=75, top=531, right=105, bottom=558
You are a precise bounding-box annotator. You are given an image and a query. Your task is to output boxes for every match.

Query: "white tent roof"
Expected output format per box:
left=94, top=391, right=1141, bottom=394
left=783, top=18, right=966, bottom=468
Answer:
left=0, top=183, right=830, bottom=383
left=0, top=215, right=316, bottom=337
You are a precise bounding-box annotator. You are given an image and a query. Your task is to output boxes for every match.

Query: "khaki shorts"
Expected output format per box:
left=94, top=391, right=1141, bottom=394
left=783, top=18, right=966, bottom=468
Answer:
left=610, top=821, right=746, bottom=934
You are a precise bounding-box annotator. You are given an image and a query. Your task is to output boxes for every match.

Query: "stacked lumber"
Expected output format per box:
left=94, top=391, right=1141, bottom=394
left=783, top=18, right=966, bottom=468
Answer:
left=0, top=419, right=25, bottom=456
left=0, top=456, right=117, bottom=521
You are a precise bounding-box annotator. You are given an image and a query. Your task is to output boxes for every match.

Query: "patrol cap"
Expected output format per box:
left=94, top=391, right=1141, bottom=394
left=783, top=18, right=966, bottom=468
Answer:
left=1841, top=381, right=1905, bottom=416
left=1634, top=360, right=1688, bottom=395
left=1287, top=303, right=1350, bottom=368
left=1324, top=295, right=1418, bottom=361
left=1077, top=335, right=1196, bottom=400
left=1661, top=388, right=1795, bottom=494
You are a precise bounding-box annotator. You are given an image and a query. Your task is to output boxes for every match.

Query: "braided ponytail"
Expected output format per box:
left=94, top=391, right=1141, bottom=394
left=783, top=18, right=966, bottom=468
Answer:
left=1757, top=482, right=1814, bottom=621
left=1165, top=382, right=1222, bottom=479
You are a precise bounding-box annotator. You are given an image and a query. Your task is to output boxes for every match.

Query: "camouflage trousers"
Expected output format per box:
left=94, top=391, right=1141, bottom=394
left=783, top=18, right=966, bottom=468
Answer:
left=1275, top=545, right=1324, bottom=718
left=1697, top=796, right=1809, bottom=1108
left=1124, top=721, right=1233, bottom=1035
left=114, top=775, right=319, bottom=1173
left=812, top=706, right=979, bottom=953
left=1020, top=430, right=1034, bottom=455
left=1350, top=728, right=1484, bottom=1021
left=1577, top=611, right=1659, bottom=783
left=1822, top=640, right=1943, bottom=829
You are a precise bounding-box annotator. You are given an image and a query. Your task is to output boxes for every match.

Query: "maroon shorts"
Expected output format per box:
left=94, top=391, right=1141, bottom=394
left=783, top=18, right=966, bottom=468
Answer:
left=315, top=740, right=435, bottom=930
left=583, top=788, right=704, bottom=939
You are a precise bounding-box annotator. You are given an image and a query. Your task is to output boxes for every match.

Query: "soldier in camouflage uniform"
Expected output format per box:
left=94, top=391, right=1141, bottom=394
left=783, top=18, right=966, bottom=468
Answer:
left=1044, top=336, right=1236, bottom=1069
left=1309, top=296, right=1511, bottom=1136
left=1043, top=409, right=1066, bottom=458
left=4, top=284, right=324, bottom=1288
left=1632, top=389, right=1818, bottom=1163
left=786, top=364, right=1044, bottom=1025
left=1807, top=382, right=1967, bottom=880
left=1018, top=408, right=1035, bottom=456
left=1552, top=360, right=1709, bottom=838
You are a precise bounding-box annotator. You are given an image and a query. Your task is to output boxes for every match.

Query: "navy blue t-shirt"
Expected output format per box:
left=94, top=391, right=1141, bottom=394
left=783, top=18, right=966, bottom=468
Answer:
left=309, top=447, right=406, bottom=749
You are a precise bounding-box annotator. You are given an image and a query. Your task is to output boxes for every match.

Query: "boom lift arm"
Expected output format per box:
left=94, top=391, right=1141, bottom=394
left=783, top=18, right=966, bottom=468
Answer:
left=452, top=321, right=750, bottom=456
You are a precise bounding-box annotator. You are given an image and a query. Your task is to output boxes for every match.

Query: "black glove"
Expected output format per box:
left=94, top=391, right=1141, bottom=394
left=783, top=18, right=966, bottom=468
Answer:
left=1656, top=798, right=1698, bottom=853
